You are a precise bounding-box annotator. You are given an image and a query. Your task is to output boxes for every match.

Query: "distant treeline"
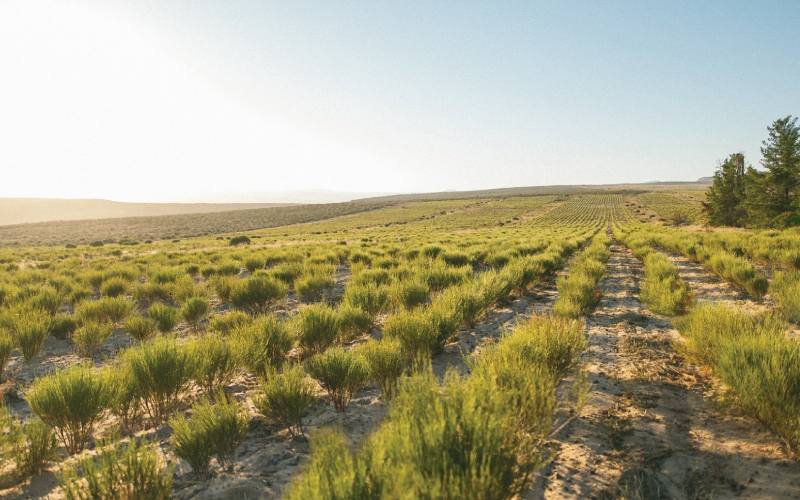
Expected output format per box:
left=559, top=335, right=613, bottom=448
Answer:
left=705, top=115, right=800, bottom=227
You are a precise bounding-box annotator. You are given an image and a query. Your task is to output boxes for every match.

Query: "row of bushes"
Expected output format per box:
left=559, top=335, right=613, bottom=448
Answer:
left=675, top=304, right=800, bottom=452
left=553, top=232, right=610, bottom=318
left=287, top=314, right=585, bottom=498
left=616, top=226, right=691, bottom=316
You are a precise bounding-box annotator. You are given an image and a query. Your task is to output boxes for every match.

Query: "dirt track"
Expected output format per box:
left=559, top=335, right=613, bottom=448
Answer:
left=530, top=244, right=800, bottom=499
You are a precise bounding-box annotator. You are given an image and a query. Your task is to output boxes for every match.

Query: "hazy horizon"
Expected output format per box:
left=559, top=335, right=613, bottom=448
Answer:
left=1, top=1, right=797, bottom=202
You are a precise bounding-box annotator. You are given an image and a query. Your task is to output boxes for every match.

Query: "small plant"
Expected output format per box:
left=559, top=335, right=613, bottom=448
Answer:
left=231, top=275, right=288, bottom=313
left=11, top=307, right=52, bottom=361
left=122, top=337, right=195, bottom=424
left=125, top=314, right=158, bottom=342
left=72, top=321, right=113, bottom=357
left=181, top=296, right=209, bottom=331
left=337, top=303, right=373, bottom=341
left=188, top=335, right=239, bottom=397
left=229, top=235, right=251, bottom=246
left=148, top=303, right=179, bottom=333
left=104, top=363, right=143, bottom=433
left=304, top=347, right=369, bottom=412
left=359, top=338, right=406, bottom=400
left=296, top=274, right=336, bottom=303
left=292, top=304, right=341, bottom=356
left=170, top=396, right=249, bottom=478
left=253, top=364, right=316, bottom=436
left=26, top=364, right=110, bottom=454
left=209, top=310, right=252, bottom=335
left=100, top=277, right=129, bottom=297
left=383, top=310, right=438, bottom=360
left=388, top=280, right=429, bottom=310
left=232, top=315, right=293, bottom=375
left=59, top=438, right=172, bottom=500
left=50, top=313, right=78, bottom=340
left=75, top=297, right=133, bottom=324
left=342, top=283, right=389, bottom=317
left=0, top=407, right=57, bottom=478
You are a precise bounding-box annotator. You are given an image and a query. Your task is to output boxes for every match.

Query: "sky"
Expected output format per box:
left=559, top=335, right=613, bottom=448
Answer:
left=0, top=1, right=798, bottom=202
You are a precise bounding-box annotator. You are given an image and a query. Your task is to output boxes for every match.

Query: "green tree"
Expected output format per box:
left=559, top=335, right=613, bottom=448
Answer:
left=704, top=153, right=747, bottom=226
left=760, top=115, right=800, bottom=225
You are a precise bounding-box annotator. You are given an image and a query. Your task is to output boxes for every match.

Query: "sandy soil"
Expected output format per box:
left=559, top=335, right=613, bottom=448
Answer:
left=529, top=244, right=800, bottom=499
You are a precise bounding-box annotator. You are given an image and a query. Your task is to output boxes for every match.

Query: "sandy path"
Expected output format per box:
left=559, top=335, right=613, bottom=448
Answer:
left=530, top=244, right=800, bottom=499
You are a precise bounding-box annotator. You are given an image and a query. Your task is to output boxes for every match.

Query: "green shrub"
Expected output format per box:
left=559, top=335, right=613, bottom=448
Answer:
left=229, top=235, right=251, bottom=246
left=125, top=315, right=158, bottom=342
left=188, top=335, right=239, bottom=397
left=342, top=283, right=389, bottom=317
left=442, top=251, right=470, bottom=267
left=181, top=296, right=209, bottom=330
left=388, top=280, right=429, bottom=310
left=50, top=313, right=78, bottom=340
left=716, top=335, right=800, bottom=453
left=59, top=438, right=172, bottom=500
left=293, top=304, right=341, bottom=356
left=337, top=304, right=373, bottom=341
left=254, top=364, right=316, bottom=436
left=27, top=287, right=63, bottom=316
left=122, top=338, right=195, bottom=424
left=296, top=274, right=336, bottom=303
left=75, top=297, right=132, bottom=324
left=134, top=282, right=172, bottom=306
left=232, top=315, right=293, bottom=375
left=147, top=303, right=179, bottom=333
left=100, top=277, right=128, bottom=297
left=284, top=430, right=363, bottom=500
left=72, top=321, right=113, bottom=357
left=231, top=276, right=288, bottom=313
left=170, top=397, right=249, bottom=478
left=27, top=364, right=110, bottom=454
left=771, top=271, right=800, bottom=322
left=304, top=347, right=369, bottom=412
left=359, top=338, right=406, bottom=400
left=211, top=276, right=235, bottom=303
left=0, top=407, right=57, bottom=478
left=383, top=310, right=438, bottom=360
left=11, top=307, right=52, bottom=361
left=639, top=252, right=690, bottom=316
left=208, top=310, right=252, bottom=335
left=104, top=364, right=143, bottom=433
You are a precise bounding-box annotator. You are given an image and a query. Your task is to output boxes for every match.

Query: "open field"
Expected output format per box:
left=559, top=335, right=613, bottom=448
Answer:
left=1, top=192, right=800, bottom=499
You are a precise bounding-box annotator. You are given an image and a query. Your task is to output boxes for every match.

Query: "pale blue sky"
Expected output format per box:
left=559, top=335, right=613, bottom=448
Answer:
left=0, top=1, right=798, bottom=201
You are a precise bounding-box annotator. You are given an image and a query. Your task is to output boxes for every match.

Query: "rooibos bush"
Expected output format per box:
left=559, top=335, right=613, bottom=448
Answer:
left=254, top=364, right=316, bottom=436
left=26, top=364, right=110, bottom=454
left=336, top=304, right=373, bottom=341
left=75, top=297, right=132, bottom=325
left=170, top=396, right=249, bottom=478
left=181, top=296, right=209, bottom=331
left=188, top=335, right=239, bottom=397
left=0, top=329, right=12, bottom=380
left=125, top=315, right=157, bottom=342
left=72, top=321, right=113, bottom=357
left=147, top=303, right=179, bottom=333
left=209, top=310, right=252, bottom=335
left=1, top=407, right=57, bottom=478
left=122, top=337, right=194, bottom=424
left=11, top=307, right=52, bottom=361
left=232, top=315, right=293, bottom=375
left=304, top=347, right=368, bottom=412
left=296, top=274, right=336, bottom=303
left=383, top=310, right=438, bottom=360
left=359, top=338, right=406, bottom=400
left=59, top=438, right=172, bottom=500
left=100, top=277, right=128, bottom=298
left=293, top=304, right=340, bottom=357
left=231, top=275, right=288, bottom=313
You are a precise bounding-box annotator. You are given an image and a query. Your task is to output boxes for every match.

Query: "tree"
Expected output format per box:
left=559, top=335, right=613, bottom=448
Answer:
left=760, top=115, right=800, bottom=224
left=704, top=153, right=747, bottom=226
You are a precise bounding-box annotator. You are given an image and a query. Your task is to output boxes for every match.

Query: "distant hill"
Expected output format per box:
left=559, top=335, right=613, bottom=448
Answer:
left=696, top=176, right=713, bottom=183
left=358, top=180, right=711, bottom=203
left=0, top=198, right=291, bottom=226
left=0, top=201, right=389, bottom=246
